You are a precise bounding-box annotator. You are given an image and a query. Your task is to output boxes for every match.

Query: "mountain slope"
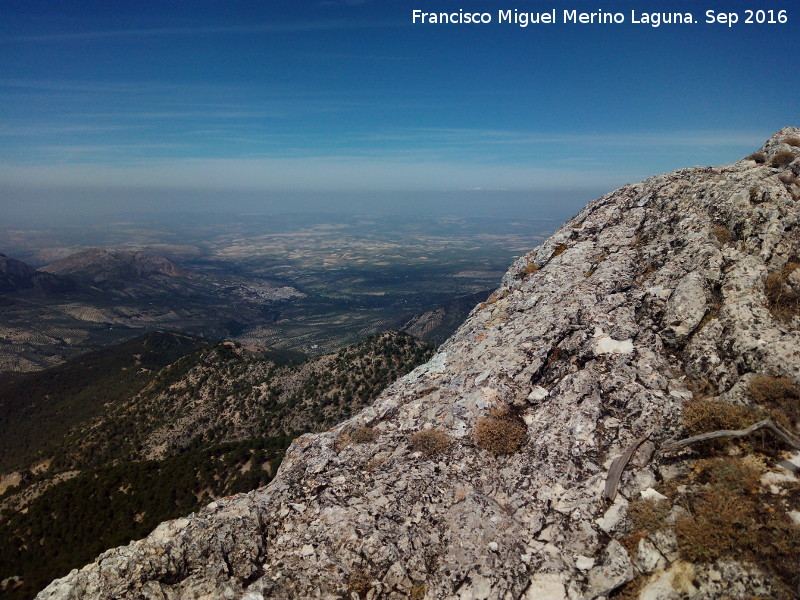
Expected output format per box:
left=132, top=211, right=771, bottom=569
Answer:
left=0, top=331, right=432, bottom=599
left=37, top=129, right=800, bottom=600
left=0, top=331, right=207, bottom=473
left=401, top=289, right=491, bottom=346
left=51, top=330, right=433, bottom=470
left=0, top=254, right=73, bottom=293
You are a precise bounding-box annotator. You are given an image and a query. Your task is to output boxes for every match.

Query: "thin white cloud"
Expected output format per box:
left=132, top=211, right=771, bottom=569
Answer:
left=0, top=124, right=145, bottom=136
left=2, top=20, right=394, bottom=43
left=0, top=78, right=372, bottom=124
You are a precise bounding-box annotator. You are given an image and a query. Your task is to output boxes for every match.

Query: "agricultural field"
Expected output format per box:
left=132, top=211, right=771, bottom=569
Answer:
left=0, top=213, right=557, bottom=368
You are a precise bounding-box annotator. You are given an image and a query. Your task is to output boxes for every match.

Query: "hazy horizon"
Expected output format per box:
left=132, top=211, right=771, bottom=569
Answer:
left=2, top=187, right=609, bottom=227
left=3, top=1, right=797, bottom=224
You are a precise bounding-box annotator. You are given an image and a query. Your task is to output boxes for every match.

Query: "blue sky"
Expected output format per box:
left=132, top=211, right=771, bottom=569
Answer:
left=1, top=0, right=798, bottom=221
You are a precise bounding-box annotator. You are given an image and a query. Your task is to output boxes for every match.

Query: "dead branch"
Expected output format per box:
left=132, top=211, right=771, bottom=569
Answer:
left=661, top=418, right=800, bottom=453
left=604, top=434, right=649, bottom=503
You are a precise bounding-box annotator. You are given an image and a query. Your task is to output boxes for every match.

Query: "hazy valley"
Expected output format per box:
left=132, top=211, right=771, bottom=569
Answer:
left=0, top=213, right=556, bottom=371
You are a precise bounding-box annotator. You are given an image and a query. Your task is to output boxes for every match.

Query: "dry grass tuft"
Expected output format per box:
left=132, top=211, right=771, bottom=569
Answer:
left=622, top=497, right=671, bottom=557
left=676, top=491, right=754, bottom=562
left=749, top=184, right=763, bottom=203
left=523, top=262, right=540, bottom=274
left=686, top=377, right=717, bottom=398
left=681, top=396, right=796, bottom=456
left=350, top=426, right=377, bottom=444
left=479, top=289, right=511, bottom=309
left=764, top=263, right=800, bottom=321
left=677, top=458, right=759, bottom=563
left=676, top=457, right=800, bottom=598
left=671, top=393, right=800, bottom=598
left=347, top=568, right=373, bottom=598
left=771, top=151, right=796, bottom=168
left=711, top=224, right=733, bottom=244
left=691, top=456, right=762, bottom=494
left=474, top=407, right=527, bottom=456
left=335, top=425, right=377, bottom=450
left=410, top=429, right=452, bottom=457
left=783, top=136, right=800, bottom=147
left=550, top=244, right=568, bottom=258
left=629, top=497, right=672, bottom=532
left=333, top=433, right=352, bottom=452
left=778, top=171, right=799, bottom=185
left=683, top=399, right=756, bottom=436
left=749, top=375, right=800, bottom=427
left=747, top=151, right=767, bottom=163
left=681, top=399, right=762, bottom=454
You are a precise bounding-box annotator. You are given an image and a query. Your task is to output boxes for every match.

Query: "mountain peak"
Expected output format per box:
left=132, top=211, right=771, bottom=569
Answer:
left=749, top=126, right=800, bottom=164
left=37, top=130, right=800, bottom=600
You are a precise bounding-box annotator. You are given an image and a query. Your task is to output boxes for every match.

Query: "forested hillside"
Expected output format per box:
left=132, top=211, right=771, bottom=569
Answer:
left=0, top=330, right=432, bottom=599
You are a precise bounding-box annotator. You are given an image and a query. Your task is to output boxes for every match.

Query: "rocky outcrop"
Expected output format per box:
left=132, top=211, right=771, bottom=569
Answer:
left=401, top=290, right=491, bottom=346
left=38, top=128, right=800, bottom=600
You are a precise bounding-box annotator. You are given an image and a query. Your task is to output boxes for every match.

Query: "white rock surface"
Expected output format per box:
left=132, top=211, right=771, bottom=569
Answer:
left=640, top=488, right=668, bottom=502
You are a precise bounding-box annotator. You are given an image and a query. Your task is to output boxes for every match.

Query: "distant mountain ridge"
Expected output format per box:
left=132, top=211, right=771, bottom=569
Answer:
left=40, top=248, right=184, bottom=283
left=0, top=248, right=306, bottom=372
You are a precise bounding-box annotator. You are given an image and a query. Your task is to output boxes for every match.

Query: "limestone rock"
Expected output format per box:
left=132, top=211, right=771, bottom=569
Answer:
left=587, top=540, right=634, bottom=595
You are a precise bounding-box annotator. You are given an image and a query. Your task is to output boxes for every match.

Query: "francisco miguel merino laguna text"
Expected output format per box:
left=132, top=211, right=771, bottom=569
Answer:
left=412, top=9, right=720, bottom=27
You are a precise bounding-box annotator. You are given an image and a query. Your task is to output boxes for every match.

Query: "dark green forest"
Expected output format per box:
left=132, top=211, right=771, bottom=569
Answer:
left=0, top=331, right=207, bottom=472
left=0, top=435, right=292, bottom=599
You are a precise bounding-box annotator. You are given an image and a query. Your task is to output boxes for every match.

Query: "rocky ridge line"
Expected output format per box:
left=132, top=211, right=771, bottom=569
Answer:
left=38, top=128, right=800, bottom=600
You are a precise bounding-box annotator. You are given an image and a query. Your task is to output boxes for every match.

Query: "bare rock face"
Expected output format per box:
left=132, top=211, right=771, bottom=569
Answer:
left=37, top=128, right=800, bottom=600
